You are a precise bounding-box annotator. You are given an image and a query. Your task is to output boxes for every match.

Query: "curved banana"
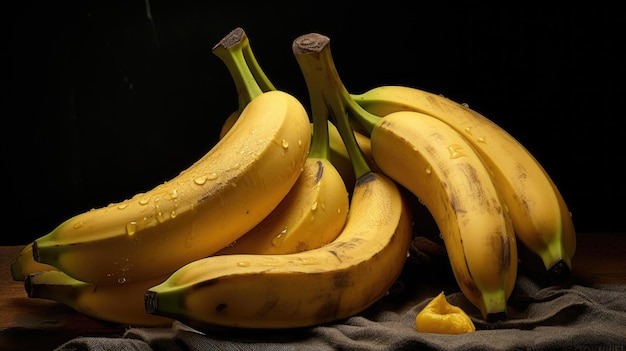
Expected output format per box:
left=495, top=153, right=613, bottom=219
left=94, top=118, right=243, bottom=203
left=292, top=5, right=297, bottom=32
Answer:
left=215, top=155, right=348, bottom=255
left=293, top=33, right=517, bottom=321
left=211, top=27, right=349, bottom=255
left=25, top=270, right=174, bottom=327
left=352, top=85, right=575, bottom=279
left=145, top=171, right=411, bottom=329
left=143, top=36, right=413, bottom=329
left=216, top=89, right=348, bottom=255
left=213, top=28, right=369, bottom=194
left=369, top=111, right=518, bottom=320
left=32, top=52, right=312, bottom=285
left=10, top=242, right=57, bottom=281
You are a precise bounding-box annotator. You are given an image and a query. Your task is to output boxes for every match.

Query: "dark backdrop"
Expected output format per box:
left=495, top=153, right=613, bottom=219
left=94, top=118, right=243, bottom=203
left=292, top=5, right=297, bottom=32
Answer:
left=4, top=1, right=625, bottom=245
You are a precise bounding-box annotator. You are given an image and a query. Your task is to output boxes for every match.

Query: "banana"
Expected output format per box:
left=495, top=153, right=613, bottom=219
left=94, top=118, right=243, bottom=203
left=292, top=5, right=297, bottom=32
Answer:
left=214, top=154, right=348, bottom=255
left=293, top=33, right=517, bottom=321
left=213, top=28, right=370, bottom=194
left=25, top=270, right=174, bottom=327
left=211, top=27, right=349, bottom=255
left=352, top=85, right=576, bottom=279
left=216, top=82, right=348, bottom=255
left=32, top=38, right=312, bottom=285
left=142, top=35, right=414, bottom=329
left=10, top=242, right=57, bottom=281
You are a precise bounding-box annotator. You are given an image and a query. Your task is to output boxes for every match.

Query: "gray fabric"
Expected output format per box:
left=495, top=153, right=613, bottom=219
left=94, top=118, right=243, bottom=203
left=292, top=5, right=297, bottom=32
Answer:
left=54, top=267, right=626, bottom=351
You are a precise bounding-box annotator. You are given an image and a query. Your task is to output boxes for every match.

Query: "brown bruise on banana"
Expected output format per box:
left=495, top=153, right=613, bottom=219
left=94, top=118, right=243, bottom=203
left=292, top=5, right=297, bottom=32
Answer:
left=515, top=162, right=532, bottom=213
left=493, top=227, right=512, bottom=273
left=314, top=160, right=324, bottom=183
left=295, top=240, right=311, bottom=253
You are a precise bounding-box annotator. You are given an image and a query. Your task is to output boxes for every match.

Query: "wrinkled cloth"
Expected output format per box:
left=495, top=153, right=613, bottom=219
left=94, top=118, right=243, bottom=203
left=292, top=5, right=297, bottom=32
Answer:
left=54, top=261, right=626, bottom=351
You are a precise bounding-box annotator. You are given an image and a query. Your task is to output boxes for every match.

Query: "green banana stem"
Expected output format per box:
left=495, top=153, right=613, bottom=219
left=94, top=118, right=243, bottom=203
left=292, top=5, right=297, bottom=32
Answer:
left=307, top=80, right=331, bottom=161
left=241, top=31, right=276, bottom=92
left=342, top=91, right=382, bottom=136
left=212, top=27, right=263, bottom=112
left=292, top=33, right=371, bottom=181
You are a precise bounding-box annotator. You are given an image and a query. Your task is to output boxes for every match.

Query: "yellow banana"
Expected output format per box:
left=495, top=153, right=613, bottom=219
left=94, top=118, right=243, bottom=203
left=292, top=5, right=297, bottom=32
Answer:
left=294, top=32, right=517, bottom=321
left=214, top=155, right=348, bottom=255
left=145, top=171, right=411, bottom=329
left=216, top=80, right=348, bottom=255
left=213, top=28, right=368, bottom=195
left=25, top=270, right=174, bottom=327
left=10, top=242, right=57, bottom=281
left=352, top=85, right=576, bottom=279
left=212, top=27, right=349, bottom=255
left=143, top=35, right=413, bottom=329
left=32, top=40, right=312, bottom=285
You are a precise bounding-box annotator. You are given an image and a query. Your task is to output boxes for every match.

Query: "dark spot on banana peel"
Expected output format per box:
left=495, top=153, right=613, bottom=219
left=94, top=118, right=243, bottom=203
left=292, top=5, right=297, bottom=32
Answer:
left=314, top=160, right=324, bottom=183
left=325, top=249, right=345, bottom=264
left=459, top=163, right=491, bottom=210
left=215, top=303, right=228, bottom=312
left=490, top=228, right=511, bottom=273
left=355, top=171, right=376, bottom=186
left=295, top=240, right=310, bottom=253
left=333, top=271, right=353, bottom=289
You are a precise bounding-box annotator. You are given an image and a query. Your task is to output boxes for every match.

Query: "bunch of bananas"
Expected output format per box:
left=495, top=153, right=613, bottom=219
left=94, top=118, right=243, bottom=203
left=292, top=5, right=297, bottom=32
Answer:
left=10, top=28, right=576, bottom=329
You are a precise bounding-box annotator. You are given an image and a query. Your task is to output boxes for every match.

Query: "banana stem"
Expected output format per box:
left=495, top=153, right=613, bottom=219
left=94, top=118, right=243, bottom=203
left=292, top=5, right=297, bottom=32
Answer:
left=307, top=83, right=331, bottom=161
left=293, top=33, right=371, bottom=180
left=342, top=90, right=381, bottom=136
left=212, top=28, right=263, bottom=112
left=242, top=33, right=276, bottom=92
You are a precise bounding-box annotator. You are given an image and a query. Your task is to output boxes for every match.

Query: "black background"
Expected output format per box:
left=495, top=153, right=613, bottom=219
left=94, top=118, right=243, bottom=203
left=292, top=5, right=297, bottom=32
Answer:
left=4, top=1, right=625, bottom=245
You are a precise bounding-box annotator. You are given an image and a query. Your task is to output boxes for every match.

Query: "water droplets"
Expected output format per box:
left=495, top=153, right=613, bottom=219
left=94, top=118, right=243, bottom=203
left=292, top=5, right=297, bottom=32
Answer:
left=138, top=197, right=150, bottom=205
left=425, top=165, right=432, bottom=175
left=126, top=221, right=137, bottom=236
left=281, top=139, right=289, bottom=149
left=272, top=228, right=288, bottom=247
left=194, top=176, right=208, bottom=185
left=156, top=211, right=166, bottom=223
left=73, top=221, right=84, bottom=229
left=447, top=144, right=465, bottom=159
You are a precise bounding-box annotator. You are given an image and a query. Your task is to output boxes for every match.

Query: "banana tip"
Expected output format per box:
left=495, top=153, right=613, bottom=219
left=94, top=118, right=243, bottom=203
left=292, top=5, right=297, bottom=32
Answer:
left=144, top=291, right=158, bottom=314
left=548, top=259, right=571, bottom=281
left=485, top=311, right=507, bottom=323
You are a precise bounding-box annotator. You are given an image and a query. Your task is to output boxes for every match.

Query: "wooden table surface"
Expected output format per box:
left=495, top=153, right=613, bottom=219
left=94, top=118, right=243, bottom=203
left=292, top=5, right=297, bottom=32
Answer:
left=1, top=233, right=625, bottom=351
